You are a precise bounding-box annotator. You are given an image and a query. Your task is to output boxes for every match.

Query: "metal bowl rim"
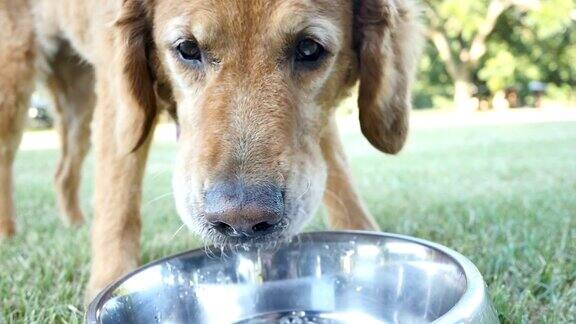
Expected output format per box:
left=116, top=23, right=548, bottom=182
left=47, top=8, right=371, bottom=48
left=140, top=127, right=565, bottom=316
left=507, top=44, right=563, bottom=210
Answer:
left=86, top=230, right=488, bottom=324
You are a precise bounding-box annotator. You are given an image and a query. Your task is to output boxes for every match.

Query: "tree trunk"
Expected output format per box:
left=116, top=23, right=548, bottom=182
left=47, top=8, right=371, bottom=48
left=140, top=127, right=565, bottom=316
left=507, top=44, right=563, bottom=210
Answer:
left=453, top=70, right=476, bottom=111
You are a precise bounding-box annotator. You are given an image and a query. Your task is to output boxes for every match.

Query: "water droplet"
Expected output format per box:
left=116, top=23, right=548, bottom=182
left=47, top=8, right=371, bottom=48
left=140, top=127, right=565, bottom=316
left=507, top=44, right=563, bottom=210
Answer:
left=216, top=270, right=229, bottom=284
left=285, top=316, right=302, bottom=324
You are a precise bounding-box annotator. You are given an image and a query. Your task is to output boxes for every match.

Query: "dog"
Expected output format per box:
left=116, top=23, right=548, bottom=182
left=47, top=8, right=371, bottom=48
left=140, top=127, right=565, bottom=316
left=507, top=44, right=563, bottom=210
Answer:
left=0, top=0, right=422, bottom=301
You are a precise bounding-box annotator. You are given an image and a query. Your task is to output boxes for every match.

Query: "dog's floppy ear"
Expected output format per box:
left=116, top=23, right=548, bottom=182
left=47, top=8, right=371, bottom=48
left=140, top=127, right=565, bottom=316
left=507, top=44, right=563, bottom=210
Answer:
left=355, top=0, right=422, bottom=154
left=114, top=0, right=157, bottom=152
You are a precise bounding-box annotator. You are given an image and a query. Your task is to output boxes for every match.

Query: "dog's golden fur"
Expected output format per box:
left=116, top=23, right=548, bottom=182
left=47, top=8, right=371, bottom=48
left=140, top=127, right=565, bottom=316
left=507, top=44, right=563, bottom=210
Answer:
left=0, top=0, right=422, bottom=301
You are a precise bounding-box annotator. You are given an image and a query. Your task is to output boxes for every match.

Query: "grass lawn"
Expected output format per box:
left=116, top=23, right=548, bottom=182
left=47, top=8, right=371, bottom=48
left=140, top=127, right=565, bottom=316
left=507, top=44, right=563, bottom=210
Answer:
left=1, top=118, right=575, bottom=323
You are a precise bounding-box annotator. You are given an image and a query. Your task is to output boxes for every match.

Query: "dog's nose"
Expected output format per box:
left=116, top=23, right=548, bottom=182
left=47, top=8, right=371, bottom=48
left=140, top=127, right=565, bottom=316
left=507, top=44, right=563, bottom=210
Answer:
left=203, top=182, right=284, bottom=238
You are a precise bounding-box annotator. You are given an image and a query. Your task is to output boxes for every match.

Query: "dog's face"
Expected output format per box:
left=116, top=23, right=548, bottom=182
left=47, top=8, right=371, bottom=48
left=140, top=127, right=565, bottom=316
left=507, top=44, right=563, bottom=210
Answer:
left=115, top=0, right=421, bottom=245
left=156, top=0, right=356, bottom=245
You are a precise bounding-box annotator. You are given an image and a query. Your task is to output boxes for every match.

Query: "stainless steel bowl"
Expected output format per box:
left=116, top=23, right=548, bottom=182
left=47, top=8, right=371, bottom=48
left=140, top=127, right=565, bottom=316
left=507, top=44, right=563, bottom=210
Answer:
left=87, top=231, right=498, bottom=324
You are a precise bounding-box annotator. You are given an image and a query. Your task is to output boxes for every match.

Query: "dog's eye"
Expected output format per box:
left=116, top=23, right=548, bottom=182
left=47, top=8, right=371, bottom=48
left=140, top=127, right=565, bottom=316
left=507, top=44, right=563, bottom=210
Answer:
left=176, top=40, right=201, bottom=62
left=295, top=38, right=324, bottom=62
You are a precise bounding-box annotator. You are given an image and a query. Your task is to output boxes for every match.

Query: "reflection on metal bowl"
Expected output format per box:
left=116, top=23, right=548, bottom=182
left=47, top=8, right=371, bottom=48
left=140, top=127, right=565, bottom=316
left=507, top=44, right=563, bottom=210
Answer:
left=87, top=231, right=498, bottom=324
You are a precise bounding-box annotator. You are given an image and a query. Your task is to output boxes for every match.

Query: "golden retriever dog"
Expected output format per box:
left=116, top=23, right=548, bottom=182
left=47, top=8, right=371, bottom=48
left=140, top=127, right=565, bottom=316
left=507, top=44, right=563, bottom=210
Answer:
left=0, top=0, right=422, bottom=300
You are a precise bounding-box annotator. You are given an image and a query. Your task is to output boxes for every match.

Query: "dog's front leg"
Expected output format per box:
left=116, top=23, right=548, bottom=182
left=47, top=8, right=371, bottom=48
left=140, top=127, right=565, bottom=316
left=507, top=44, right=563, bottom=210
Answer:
left=0, top=95, right=28, bottom=238
left=85, top=74, right=154, bottom=302
left=0, top=1, right=35, bottom=237
left=321, top=117, right=380, bottom=231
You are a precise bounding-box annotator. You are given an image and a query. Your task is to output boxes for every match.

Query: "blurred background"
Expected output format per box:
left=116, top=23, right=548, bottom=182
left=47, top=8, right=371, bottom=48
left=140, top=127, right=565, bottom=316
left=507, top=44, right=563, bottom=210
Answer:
left=2, top=0, right=575, bottom=323
left=414, top=0, right=575, bottom=111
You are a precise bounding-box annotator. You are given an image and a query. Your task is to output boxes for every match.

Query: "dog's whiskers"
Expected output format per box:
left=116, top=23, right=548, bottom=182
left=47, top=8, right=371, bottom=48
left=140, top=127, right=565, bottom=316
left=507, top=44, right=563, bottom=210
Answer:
left=204, top=244, right=216, bottom=259
left=143, top=191, right=173, bottom=207
left=170, top=223, right=186, bottom=240
left=295, top=177, right=312, bottom=201
left=147, top=169, right=171, bottom=182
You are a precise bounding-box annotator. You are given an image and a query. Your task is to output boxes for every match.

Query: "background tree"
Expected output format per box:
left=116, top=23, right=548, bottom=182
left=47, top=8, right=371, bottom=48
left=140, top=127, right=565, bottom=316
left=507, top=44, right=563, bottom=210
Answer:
left=421, top=0, right=542, bottom=109
left=483, top=0, right=576, bottom=105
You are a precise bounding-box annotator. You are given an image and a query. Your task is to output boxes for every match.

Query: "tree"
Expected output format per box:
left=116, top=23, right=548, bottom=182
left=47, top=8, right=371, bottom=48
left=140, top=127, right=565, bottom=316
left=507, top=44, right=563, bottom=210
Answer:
left=484, top=0, right=576, bottom=104
left=423, top=0, right=540, bottom=110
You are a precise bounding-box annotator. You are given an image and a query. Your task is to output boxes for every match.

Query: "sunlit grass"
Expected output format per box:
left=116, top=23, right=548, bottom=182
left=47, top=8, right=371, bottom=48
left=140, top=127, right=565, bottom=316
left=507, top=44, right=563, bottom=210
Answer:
left=1, top=120, right=575, bottom=323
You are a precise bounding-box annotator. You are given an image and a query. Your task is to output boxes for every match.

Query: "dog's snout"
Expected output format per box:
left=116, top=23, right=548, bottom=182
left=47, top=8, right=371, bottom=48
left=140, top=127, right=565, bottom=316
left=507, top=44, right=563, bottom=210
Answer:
left=203, top=182, right=284, bottom=238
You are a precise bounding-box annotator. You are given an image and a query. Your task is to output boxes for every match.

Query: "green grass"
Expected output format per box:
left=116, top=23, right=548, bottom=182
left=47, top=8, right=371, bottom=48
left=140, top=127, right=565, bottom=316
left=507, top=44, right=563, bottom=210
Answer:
left=1, top=120, right=575, bottom=323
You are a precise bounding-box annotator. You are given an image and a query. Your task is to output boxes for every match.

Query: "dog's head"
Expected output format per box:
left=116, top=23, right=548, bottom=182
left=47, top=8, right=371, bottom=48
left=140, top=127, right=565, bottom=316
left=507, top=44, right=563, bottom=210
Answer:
left=114, top=0, right=422, bottom=245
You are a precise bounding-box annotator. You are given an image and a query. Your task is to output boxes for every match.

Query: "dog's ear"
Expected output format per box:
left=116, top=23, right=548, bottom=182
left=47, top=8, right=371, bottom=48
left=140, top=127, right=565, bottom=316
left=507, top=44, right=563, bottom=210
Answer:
left=114, top=0, right=157, bottom=152
left=355, top=0, right=423, bottom=154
